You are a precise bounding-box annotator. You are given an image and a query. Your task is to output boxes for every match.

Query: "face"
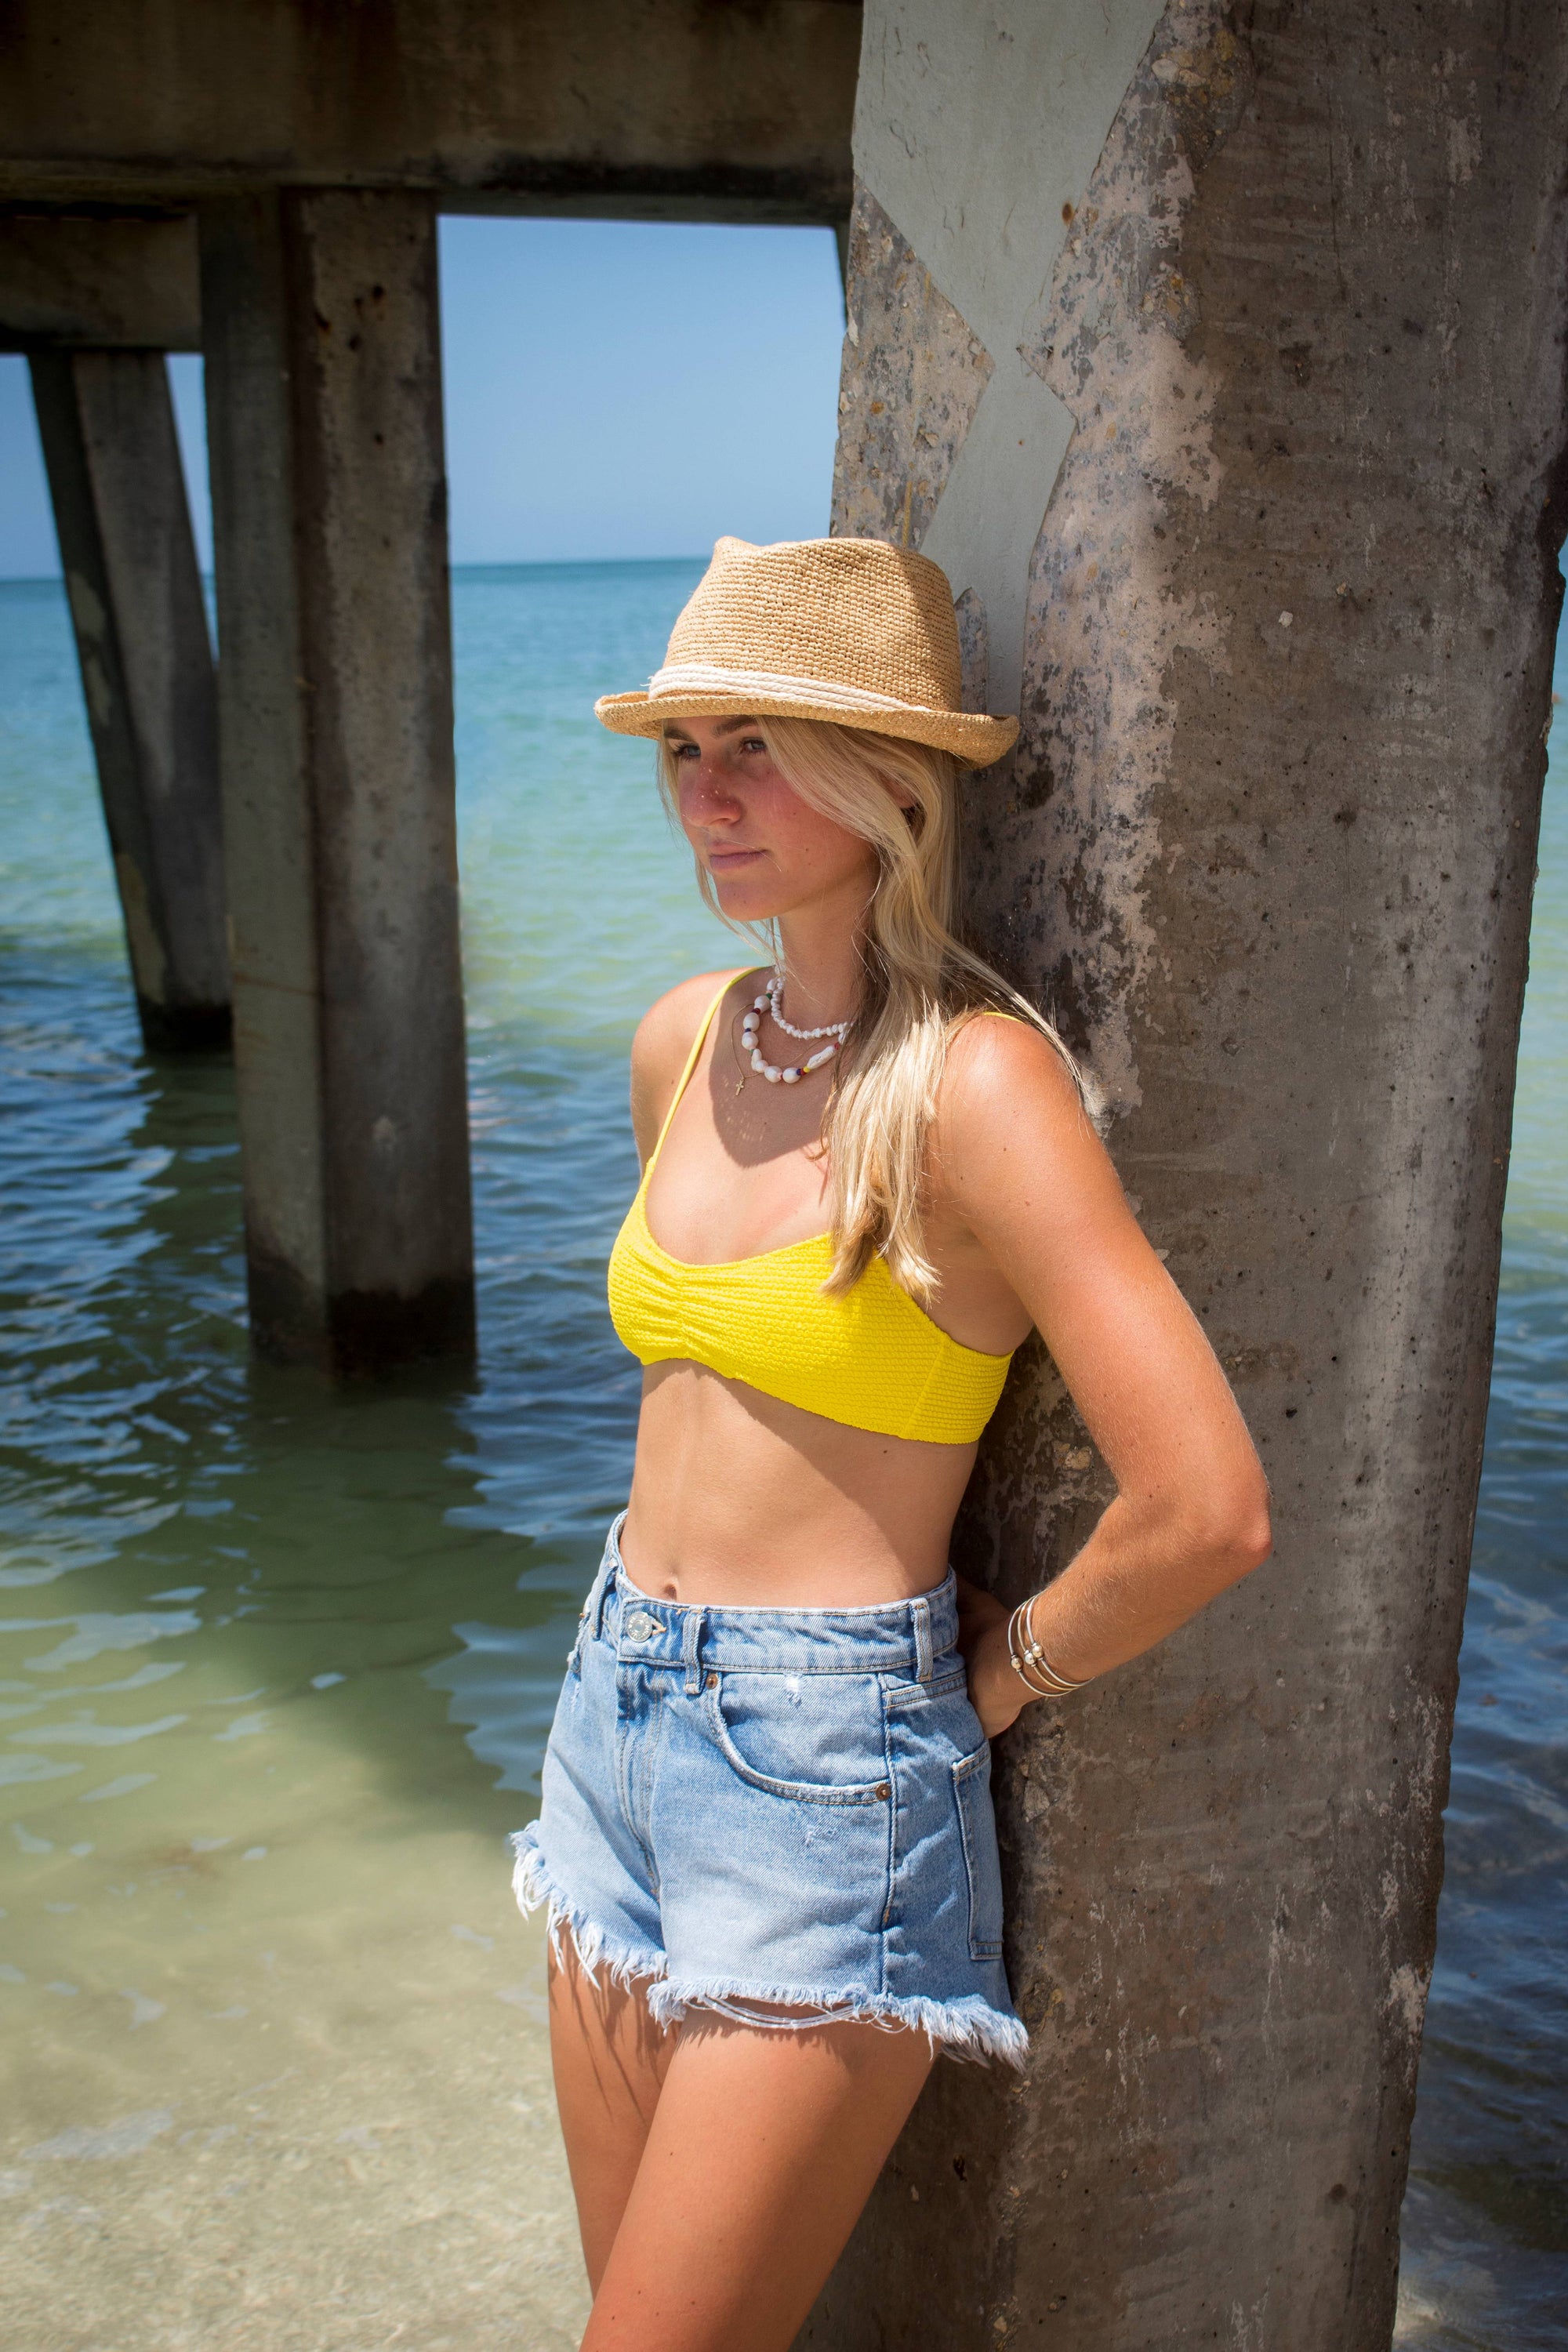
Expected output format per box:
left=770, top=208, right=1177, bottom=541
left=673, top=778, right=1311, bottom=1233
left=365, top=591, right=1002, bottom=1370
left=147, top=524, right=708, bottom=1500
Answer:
left=663, top=717, right=879, bottom=926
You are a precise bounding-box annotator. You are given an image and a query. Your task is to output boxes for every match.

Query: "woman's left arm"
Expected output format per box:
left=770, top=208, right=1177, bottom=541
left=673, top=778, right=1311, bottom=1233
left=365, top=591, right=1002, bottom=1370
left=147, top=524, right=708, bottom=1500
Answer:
left=939, top=1019, right=1274, bottom=1737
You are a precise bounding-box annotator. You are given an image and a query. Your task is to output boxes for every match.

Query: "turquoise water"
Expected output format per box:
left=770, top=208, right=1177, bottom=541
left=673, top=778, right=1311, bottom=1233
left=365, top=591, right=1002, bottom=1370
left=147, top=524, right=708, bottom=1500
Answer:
left=0, top=564, right=1562, bottom=2347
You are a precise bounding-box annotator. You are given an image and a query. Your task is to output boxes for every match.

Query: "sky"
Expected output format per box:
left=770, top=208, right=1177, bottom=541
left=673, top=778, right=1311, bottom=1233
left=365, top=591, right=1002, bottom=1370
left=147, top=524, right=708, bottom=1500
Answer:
left=0, top=217, right=846, bottom=578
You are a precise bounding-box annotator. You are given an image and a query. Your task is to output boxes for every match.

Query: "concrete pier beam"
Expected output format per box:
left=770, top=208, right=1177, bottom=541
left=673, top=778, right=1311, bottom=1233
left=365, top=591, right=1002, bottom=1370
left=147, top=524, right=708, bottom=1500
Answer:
left=0, top=1, right=858, bottom=226
left=0, top=210, right=200, bottom=352
left=199, top=190, right=474, bottom=1376
left=29, top=347, right=228, bottom=1052
left=809, top=2, right=1568, bottom=2345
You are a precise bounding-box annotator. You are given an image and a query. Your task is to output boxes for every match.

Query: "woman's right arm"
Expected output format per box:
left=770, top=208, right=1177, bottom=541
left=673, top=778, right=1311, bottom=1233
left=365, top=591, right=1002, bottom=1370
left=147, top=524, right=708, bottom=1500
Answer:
left=938, top=1016, right=1274, bottom=1735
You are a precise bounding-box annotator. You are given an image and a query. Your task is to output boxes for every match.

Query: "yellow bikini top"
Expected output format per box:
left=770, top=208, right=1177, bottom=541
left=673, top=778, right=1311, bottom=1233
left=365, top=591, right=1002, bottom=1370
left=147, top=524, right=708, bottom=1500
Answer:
left=607, top=980, right=1014, bottom=1444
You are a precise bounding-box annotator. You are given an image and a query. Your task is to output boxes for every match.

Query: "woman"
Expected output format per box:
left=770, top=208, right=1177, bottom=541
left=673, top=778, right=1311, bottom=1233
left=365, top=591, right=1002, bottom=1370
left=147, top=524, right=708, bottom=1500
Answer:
left=514, top=535, right=1271, bottom=2351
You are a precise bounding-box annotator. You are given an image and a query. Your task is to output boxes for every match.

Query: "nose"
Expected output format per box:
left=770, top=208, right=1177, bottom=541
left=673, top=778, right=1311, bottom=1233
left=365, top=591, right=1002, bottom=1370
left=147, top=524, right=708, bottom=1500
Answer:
left=679, top=757, right=742, bottom=826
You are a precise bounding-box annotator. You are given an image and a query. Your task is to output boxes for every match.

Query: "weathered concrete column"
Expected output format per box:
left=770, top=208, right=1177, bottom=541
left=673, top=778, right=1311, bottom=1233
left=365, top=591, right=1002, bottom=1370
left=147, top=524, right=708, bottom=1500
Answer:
left=29, top=347, right=228, bottom=1051
left=198, top=190, right=474, bottom=1375
left=808, top=3, right=1568, bottom=2347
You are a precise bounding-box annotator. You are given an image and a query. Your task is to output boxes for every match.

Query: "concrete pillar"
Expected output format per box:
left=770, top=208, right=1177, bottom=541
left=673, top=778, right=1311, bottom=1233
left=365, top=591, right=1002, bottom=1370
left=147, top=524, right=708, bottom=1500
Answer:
left=808, top=2, right=1568, bottom=2346
left=29, top=347, right=228, bottom=1051
left=198, top=190, right=474, bottom=1375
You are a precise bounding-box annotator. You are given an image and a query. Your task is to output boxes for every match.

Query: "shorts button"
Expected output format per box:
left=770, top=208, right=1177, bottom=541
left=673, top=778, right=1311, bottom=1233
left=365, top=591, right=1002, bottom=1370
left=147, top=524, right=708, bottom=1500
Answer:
left=705, top=1671, right=718, bottom=1689
left=625, top=1610, right=656, bottom=1640
left=874, top=1781, right=891, bottom=1800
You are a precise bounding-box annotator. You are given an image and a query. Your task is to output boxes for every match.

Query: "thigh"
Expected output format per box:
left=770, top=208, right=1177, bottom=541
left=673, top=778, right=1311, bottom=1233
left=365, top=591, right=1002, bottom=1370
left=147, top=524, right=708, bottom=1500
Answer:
left=549, top=1942, right=679, bottom=2292
left=582, top=2012, right=935, bottom=2352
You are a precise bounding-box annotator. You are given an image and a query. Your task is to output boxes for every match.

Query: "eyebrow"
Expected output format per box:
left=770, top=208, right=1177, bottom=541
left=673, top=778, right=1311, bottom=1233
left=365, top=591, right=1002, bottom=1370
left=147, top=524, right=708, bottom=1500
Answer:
left=662, top=716, right=760, bottom=742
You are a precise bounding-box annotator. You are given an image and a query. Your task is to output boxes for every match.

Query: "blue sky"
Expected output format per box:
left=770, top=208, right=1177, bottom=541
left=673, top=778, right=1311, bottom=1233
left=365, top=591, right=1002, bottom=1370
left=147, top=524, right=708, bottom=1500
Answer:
left=0, top=218, right=845, bottom=577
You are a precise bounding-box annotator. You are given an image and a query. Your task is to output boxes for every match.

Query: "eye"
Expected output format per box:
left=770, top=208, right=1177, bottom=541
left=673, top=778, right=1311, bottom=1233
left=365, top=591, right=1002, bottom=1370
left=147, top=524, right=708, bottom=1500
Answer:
left=737, top=735, right=768, bottom=755
left=670, top=740, right=699, bottom=761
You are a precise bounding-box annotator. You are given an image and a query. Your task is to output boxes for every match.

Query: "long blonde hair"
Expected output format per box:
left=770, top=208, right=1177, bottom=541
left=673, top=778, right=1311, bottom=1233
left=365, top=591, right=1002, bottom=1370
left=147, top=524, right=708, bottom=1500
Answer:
left=658, top=717, right=1086, bottom=1302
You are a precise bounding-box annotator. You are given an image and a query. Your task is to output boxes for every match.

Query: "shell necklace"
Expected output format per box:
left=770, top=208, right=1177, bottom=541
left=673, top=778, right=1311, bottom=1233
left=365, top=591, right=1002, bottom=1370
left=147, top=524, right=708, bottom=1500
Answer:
left=740, top=972, right=851, bottom=1086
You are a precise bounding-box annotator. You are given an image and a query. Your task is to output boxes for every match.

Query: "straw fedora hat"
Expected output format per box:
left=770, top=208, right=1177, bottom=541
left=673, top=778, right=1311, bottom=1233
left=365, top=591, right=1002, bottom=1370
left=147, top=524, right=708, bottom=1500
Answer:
left=593, top=535, right=1018, bottom=768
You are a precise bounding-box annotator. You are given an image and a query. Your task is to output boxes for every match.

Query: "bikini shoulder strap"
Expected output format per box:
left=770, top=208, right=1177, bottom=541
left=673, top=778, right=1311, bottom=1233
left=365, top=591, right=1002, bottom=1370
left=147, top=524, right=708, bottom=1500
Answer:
left=644, top=973, right=744, bottom=1172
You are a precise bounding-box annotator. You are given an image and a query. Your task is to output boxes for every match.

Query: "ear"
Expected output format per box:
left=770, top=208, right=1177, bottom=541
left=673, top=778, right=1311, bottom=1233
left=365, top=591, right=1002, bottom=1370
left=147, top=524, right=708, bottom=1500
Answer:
left=877, top=772, right=920, bottom=813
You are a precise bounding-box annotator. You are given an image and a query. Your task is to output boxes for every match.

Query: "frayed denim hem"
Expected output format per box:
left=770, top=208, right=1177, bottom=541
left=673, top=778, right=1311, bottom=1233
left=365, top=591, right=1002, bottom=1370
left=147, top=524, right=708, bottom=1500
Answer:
left=647, top=1975, right=1029, bottom=2069
left=510, top=1827, right=667, bottom=1996
left=510, top=1829, right=1028, bottom=2070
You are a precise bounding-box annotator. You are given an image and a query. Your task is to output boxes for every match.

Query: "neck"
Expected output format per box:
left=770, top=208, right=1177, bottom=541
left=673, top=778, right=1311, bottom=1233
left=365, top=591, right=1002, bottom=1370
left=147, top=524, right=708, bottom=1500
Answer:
left=772, top=899, right=867, bottom=1031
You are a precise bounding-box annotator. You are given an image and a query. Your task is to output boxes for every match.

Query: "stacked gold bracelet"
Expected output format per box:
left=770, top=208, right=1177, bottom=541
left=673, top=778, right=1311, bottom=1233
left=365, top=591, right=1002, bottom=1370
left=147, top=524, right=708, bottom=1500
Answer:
left=1007, top=1596, right=1088, bottom=1699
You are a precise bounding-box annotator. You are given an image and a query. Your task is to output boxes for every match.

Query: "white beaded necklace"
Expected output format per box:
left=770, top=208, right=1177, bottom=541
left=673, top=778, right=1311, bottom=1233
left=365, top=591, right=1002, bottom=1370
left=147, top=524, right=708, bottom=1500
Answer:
left=739, top=972, right=851, bottom=1086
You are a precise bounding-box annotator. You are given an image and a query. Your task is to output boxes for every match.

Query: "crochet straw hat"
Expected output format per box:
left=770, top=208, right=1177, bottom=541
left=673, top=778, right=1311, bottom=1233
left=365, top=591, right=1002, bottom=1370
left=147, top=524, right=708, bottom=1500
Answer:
left=594, top=535, right=1018, bottom=768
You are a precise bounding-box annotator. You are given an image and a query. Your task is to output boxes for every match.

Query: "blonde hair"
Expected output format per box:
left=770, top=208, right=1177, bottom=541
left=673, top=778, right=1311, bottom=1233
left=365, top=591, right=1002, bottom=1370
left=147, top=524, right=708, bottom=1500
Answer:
left=657, top=717, right=1086, bottom=1302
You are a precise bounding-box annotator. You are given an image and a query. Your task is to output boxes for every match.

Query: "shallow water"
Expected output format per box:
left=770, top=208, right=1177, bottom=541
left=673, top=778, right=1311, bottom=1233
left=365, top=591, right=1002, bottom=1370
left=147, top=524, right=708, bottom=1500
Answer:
left=0, top=561, right=725, bottom=2349
left=0, top=564, right=1562, bottom=2347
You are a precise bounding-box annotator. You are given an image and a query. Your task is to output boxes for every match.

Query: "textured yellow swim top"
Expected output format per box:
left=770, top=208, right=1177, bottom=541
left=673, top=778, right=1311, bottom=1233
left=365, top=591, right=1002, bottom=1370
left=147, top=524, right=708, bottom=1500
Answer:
left=607, top=981, right=1014, bottom=1444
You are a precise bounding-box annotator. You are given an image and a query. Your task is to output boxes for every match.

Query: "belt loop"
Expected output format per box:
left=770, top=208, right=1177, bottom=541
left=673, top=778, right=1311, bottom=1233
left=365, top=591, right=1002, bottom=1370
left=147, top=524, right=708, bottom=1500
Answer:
left=911, top=1594, right=933, bottom=1683
left=683, top=1606, right=706, bottom=1696
left=594, top=1511, right=630, bottom=1637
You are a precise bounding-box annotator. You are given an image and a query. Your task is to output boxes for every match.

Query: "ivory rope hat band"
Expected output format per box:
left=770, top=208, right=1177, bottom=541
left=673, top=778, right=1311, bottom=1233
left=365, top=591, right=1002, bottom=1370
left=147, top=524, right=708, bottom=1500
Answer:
left=594, top=535, right=1019, bottom=768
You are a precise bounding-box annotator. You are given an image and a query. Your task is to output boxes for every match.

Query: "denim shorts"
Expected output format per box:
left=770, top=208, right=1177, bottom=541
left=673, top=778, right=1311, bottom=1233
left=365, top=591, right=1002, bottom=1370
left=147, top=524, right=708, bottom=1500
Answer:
left=510, top=1513, right=1026, bottom=2066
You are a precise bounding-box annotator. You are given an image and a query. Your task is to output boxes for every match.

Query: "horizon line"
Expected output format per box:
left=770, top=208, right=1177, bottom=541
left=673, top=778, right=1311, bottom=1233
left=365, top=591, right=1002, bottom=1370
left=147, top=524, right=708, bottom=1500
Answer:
left=0, top=551, right=717, bottom=591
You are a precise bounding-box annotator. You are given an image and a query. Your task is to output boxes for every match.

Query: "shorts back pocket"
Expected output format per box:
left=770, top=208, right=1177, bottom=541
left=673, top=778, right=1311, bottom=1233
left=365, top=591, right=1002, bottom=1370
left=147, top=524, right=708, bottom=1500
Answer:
left=951, top=1746, right=1004, bottom=1961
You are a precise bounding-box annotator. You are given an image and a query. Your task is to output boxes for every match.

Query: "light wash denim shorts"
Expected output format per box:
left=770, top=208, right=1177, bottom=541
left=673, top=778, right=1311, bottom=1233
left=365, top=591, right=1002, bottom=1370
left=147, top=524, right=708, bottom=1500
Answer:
left=511, top=1513, right=1027, bottom=2066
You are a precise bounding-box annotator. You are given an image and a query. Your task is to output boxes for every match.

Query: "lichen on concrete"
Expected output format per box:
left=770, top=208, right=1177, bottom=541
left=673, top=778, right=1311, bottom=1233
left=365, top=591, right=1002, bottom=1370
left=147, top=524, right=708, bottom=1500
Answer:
left=971, top=0, right=1250, bottom=1119
left=830, top=186, right=992, bottom=551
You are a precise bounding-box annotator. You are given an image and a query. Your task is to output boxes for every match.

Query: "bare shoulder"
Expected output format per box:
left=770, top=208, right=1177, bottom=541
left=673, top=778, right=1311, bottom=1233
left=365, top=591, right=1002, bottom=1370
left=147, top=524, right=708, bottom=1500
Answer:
left=629, top=967, right=753, bottom=1159
left=935, top=1012, right=1109, bottom=1203
left=632, top=967, right=752, bottom=1082
left=940, top=1011, right=1087, bottom=1128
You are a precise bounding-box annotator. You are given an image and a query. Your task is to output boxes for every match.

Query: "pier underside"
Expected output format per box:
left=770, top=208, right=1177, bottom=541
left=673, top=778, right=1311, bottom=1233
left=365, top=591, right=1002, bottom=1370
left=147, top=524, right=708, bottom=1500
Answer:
left=0, top=0, right=858, bottom=1374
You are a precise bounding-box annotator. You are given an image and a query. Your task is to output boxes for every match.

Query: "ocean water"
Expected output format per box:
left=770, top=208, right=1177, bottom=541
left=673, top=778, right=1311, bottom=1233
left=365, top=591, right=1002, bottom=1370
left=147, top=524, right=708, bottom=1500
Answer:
left=0, top=562, right=1562, bottom=2348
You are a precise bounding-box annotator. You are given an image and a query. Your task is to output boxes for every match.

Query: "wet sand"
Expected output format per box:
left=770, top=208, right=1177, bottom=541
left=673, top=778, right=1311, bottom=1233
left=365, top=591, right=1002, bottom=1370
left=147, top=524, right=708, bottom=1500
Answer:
left=2, top=1827, right=587, bottom=2350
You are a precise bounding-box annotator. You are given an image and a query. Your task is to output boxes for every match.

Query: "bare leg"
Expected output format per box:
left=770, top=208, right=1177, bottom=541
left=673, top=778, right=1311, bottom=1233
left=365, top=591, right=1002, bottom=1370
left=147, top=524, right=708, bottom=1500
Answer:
left=548, top=1944, right=679, bottom=2292
left=580, top=2005, right=935, bottom=2352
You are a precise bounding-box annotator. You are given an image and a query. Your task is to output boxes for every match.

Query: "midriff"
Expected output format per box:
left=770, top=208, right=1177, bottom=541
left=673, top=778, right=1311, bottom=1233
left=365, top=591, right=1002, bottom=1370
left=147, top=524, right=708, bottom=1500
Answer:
left=619, top=1358, right=978, bottom=1605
